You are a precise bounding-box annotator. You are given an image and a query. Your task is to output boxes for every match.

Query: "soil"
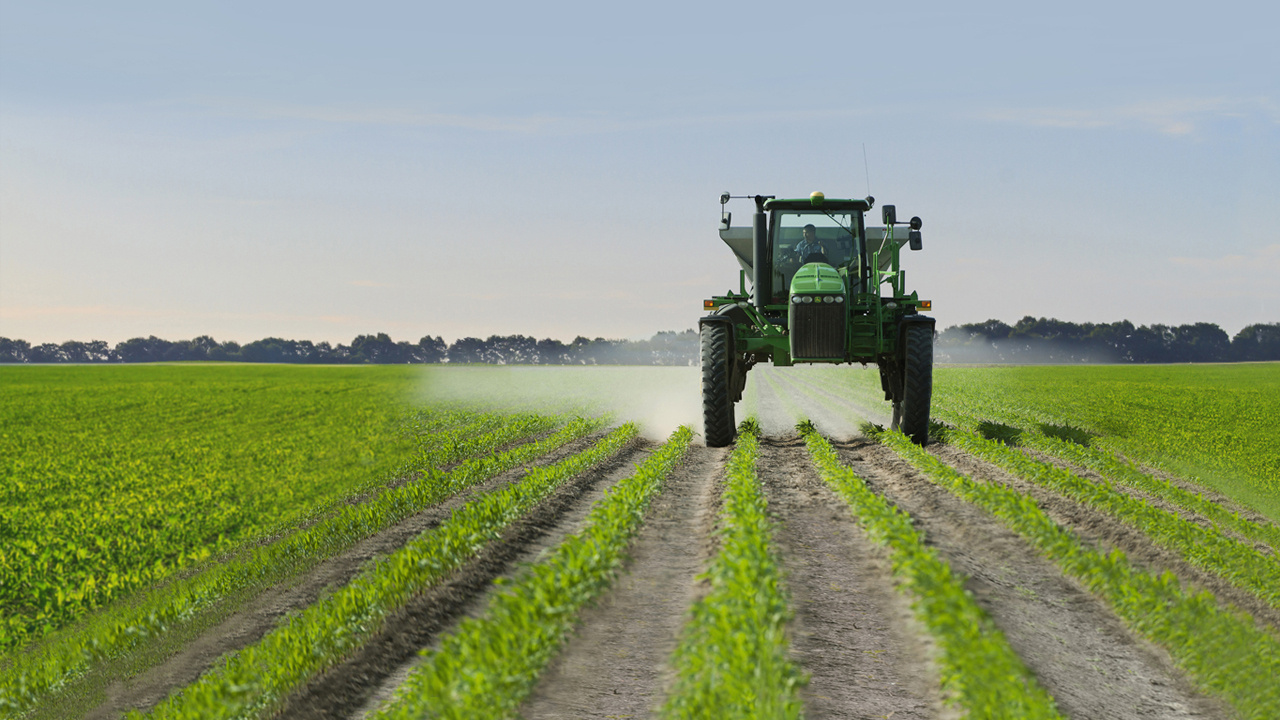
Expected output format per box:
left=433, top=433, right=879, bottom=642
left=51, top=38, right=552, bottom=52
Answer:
left=82, top=430, right=610, bottom=720
left=758, top=437, right=942, bottom=719
left=281, top=440, right=652, bottom=720
left=931, top=442, right=1280, bottom=634
left=61, top=372, right=1267, bottom=720
left=851, top=440, right=1230, bottom=719
left=515, top=445, right=726, bottom=719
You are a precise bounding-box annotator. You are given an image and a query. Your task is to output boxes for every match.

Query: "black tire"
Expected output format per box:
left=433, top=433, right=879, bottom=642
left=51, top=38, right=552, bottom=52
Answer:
left=700, top=322, right=736, bottom=447
left=900, top=323, right=934, bottom=445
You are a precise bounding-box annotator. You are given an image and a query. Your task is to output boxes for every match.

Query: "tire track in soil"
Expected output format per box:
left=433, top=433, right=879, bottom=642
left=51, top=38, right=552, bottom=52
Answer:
left=83, top=430, right=611, bottom=720
left=930, top=443, right=1280, bottom=634
left=849, top=440, right=1230, bottom=720
left=515, top=445, right=727, bottom=720
left=322, top=440, right=656, bottom=720
left=758, top=437, right=941, bottom=720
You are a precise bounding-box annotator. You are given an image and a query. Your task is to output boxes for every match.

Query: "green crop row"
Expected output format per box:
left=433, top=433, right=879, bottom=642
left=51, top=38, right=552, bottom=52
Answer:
left=799, top=422, right=1060, bottom=718
left=0, top=366, right=454, bottom=648
left=927, top=364, right=1280, bottom=523
left=135, top=422, right=639, bottom=720
left=267, top=409, right=561, bottom=543
left=943, top=427, right=1280, bottom=610
left=877, top=429, right=1280, bottom=719
left=1, top=415, right=599, bottom=718
left=938, top=410, right=1280, bottom=553
left=661, top=421, right=805, bottom=720
left=368, top=426, right=694, bottom=719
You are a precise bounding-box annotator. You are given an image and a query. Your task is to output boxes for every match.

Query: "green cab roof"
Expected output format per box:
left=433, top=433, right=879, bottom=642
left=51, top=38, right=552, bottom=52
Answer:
left=764, top=197, right=873, bottom=212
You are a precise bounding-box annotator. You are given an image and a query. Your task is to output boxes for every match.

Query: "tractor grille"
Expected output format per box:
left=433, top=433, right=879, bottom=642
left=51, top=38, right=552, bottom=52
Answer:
left=790, top=302, right=845, bottom=359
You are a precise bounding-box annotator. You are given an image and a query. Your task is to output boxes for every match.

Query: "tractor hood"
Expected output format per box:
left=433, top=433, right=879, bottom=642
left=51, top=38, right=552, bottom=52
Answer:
left=789, top=263, right=844, bottom=295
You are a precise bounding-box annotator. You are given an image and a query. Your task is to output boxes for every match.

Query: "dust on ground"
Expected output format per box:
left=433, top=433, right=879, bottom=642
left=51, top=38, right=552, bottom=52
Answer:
left=418, top=365, right=703, bottom=441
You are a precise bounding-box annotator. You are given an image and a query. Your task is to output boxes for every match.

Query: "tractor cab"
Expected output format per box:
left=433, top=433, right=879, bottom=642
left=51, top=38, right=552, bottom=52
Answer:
left=769, top=206, right=866, bottom=301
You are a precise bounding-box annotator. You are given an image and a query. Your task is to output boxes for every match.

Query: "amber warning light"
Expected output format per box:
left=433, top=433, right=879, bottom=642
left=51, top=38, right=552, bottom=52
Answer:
left=704, top=300, right=716, bottom=309
left=920, top=300, right=933, bottom=310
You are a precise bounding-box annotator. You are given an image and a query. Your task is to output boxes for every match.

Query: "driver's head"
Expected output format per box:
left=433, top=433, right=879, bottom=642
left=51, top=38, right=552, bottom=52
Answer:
left=803, top=224, right=816, bottom=241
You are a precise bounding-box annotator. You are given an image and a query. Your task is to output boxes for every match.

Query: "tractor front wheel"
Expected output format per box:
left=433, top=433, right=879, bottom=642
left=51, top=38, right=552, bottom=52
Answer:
left=898, top=323, right=934, bottom=445
left=700, top=322, right=736, bottom=447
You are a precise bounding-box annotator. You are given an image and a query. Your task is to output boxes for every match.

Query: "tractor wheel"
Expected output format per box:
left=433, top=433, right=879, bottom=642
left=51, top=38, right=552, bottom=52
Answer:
left=899, top=323, right=934, bottom=445
left=700, top=322, right=736, bottom=447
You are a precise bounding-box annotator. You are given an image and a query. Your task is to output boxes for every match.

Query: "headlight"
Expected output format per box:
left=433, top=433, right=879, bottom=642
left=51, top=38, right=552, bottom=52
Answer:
left=801, top=296, right=813, bottom=304
left=835, top=295, right=844, bottom=302
left=823, top=296, right=835, bottom=303
left=792, top=295, right=802, bottom=304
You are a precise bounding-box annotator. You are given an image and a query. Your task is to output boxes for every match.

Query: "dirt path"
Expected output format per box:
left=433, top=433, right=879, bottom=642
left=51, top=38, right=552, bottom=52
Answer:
left=847, top=440, right=1229, bottom=719
left=758, top=437, right=942, bottom=719
left=83, top=431, right=611, bottom=720
left=515, top=445, right=726, bottom=719
left=932, top=443, right=1280, bottom=633
left=331, top=440, right=656, bottom=720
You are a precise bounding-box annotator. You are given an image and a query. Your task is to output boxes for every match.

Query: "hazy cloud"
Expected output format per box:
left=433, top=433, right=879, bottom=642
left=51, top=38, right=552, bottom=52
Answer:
left=981, top=96, right=1279, bottom=136
left=180, top=96, right=883, bottom=135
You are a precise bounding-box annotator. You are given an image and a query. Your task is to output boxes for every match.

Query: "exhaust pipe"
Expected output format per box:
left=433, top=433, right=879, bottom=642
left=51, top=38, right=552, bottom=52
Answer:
left=752, top=195, right=769, bottom=310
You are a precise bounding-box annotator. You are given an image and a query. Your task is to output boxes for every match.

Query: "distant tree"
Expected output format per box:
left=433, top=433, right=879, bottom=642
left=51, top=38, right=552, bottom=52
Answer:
left=241, top=337, right=291, bottom=363
left=1170, top=323, right=1231, bottom=363
left=209, top=340, right=241, bottom=361
left=27, top=343, right=65, bottom=363
left=1232, top=323, right=1280, bottom=361
left=58, top=340, right=91, bottom=363
left=535, top=337, right=572, bottom=364
left=350, top=333, right=399, bottom=363
left=114, top=336, right=174, bottom=363
left=416, top=336, right=447, bottom=363
left=447, top=337, right=486, bottom=364
left=0, top=338, right=31, bottom=363
left=187, top=335, right=220, bottom=361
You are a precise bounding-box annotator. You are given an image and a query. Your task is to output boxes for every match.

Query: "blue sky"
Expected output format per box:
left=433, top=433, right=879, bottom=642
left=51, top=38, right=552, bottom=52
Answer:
left=2, top=1, right=1277, bottom=344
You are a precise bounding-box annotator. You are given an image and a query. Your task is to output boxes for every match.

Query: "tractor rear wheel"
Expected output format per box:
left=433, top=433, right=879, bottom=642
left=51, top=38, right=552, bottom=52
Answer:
left=700, top=322, right=736, bottom=447
left=899, top=323, right=934, bottom=445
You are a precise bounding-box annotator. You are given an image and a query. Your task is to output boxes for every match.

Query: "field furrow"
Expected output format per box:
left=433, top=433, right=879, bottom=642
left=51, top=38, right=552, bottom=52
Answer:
left=133, top=424, right=640, bottom=720
left=362, top=426, right=694, bottom=720
left=516, top=445, right=726, bottom=720
left=761, top=435, right=941, bottom=718
left=3, top=417, right=602, bottom=720
left=660, top=424, right=805, bottom=719
left=878, top=429, right=1280, bottom=718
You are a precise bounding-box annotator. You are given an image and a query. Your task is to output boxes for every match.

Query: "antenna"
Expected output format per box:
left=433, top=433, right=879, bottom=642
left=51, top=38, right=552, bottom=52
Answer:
left=862, top=143, right=872, bottom=197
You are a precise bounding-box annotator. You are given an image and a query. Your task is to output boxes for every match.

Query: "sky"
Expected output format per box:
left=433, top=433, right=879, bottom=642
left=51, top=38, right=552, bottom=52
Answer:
left=2, top=1, right=1277, bottom=345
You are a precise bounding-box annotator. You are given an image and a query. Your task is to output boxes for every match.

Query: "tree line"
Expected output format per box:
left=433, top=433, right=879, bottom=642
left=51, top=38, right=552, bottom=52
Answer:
left=936, top=318, right=1280, bottom=363
left=1, top=319, right=1277, bottom=365
left=0, top=331, right=702, bottom=365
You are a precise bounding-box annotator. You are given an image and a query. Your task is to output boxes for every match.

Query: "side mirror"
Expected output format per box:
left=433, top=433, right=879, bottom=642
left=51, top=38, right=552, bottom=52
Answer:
left=909, top=230, right=922, bottom=251
left=909, top=216, right=922, bottom=230
left=882, top=205, right=896, bottom=225
left=720, top=192, right=730, bottom=205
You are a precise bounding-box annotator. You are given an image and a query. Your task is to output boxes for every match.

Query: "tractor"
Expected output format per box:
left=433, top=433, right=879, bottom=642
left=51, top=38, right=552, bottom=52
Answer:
left=700, top=191, right=934, bottom=446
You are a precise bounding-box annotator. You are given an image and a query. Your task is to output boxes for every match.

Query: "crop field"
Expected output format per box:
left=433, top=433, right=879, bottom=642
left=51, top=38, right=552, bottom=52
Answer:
left=2, top=363, right=1278, bottom=720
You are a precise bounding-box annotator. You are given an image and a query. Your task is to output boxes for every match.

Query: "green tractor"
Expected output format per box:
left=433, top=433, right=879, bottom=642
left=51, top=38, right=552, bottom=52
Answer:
left=701, top=191, right=934, bottom=446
